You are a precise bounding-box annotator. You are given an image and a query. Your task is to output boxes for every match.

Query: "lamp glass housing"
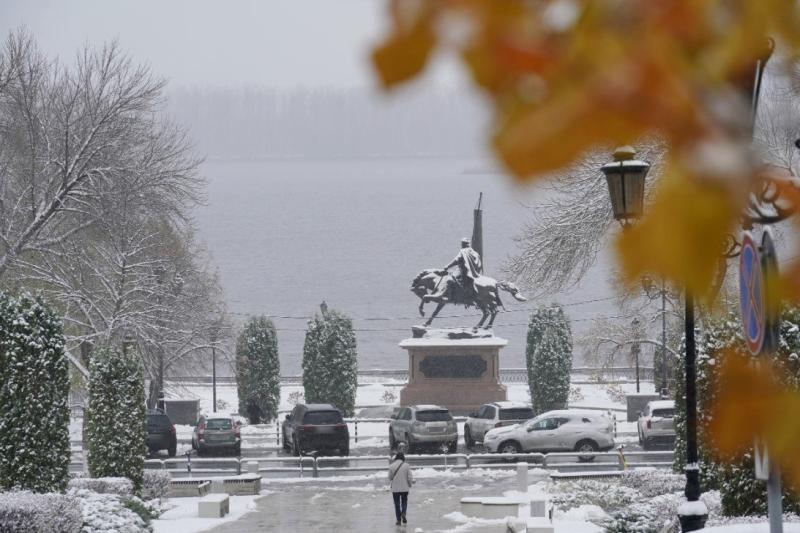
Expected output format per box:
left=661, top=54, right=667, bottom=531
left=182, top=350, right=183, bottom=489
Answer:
left=601, top=159, right=649, bottom=222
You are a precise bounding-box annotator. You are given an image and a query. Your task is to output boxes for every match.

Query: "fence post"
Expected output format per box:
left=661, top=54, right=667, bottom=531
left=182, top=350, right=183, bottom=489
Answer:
left=313, top=457, right=319, bottom=478
left=276, top=422, right=280, bottom=446
left=354, top=419, right=358, bottom=444
left=465, top=454, right=470, bottom=469
left=237, top=458, right=242, bottom=475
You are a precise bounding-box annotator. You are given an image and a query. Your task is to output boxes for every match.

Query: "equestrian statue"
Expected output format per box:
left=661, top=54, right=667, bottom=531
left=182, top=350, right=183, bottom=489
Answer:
left=411, top=238, right=527, bottom=329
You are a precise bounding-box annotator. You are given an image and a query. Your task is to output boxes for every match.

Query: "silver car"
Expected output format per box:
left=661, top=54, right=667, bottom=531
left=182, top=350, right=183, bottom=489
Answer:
left=389, top=405, right=458, bottom=454
left=637, top=400, right=675, bottom=450
left=464, top=402, right=535, bottom=448
left=483, top=409, right=615, bottom=456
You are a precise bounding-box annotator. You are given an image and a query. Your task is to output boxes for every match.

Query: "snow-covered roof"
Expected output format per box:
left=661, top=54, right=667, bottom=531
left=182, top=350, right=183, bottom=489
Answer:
left=491, top=401, right=531, bottom=409
left=412, top=404, right=447, bottom=411
left=647, top=400, right=675, bottom=410
left=539, top=409, right=611, bottom=417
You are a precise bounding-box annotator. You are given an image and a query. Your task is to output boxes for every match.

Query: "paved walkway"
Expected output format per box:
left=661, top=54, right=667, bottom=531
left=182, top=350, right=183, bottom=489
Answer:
left=209, top=472, right=518, bottom=532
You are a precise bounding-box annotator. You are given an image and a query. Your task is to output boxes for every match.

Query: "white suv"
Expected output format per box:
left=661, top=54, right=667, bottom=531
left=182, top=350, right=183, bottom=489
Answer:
left=637, top=400, right=675, bottom=450
left=464, top=402, right=535, bottom=449
left=389, top=405, right=458, bottom=454
left=483, top=409, right=615, bottom=457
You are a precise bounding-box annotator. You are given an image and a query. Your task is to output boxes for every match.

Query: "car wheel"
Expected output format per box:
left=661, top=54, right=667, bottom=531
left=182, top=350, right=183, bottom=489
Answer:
left=168, top=445, right=177, bottom=458
left=576, top=439, right=599, bottom=462
left=282, top=430, right=291, bottom=452
left=642, top=438, right=651, bottom=451
left=389, top=430, right=397, bottom=451
left=405, top=434, right=415, bottom=455
left=234, top=444, right=241, bottom=456
left=340, top=444, right=350, bottom=457
left=448, top=440, right=458, bottom=454
left=499, top=440, right=521, bottom=455
left=464, top=426, right=475, bottom=449
left=293, top=439, right=301, bottom=457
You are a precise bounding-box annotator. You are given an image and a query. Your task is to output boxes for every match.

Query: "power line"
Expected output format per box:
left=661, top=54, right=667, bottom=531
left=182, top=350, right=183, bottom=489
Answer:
left=224, top=295, right=619, bottom=323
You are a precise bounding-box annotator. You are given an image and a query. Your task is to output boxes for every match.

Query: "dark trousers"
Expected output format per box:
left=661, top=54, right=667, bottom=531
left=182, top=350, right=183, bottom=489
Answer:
left=392, top=492, right=408, bottom=521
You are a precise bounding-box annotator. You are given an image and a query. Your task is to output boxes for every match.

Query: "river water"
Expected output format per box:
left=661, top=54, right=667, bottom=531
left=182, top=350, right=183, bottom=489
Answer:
left=195, top=158, right=616, bottom=374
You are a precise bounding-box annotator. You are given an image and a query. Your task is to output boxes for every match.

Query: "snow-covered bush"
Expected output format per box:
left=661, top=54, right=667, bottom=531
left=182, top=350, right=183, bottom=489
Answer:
left=67, top=477, right=133, bottom=497
left=673, top=308, right=800, bottom=516
left=603, top=489, right=722, bottom=532
left=550, top=479, right=640, bottom=512
left=618, top=469, right=686, bottom=497
left=302, top=308, right=358, bottom=416
left=235, top=316, right=280, bottom=423
left=526, top=305, right=572, bottom=415
left=70, top=489, right=152, bottom=533
left=140, top=470, right=170, bottom=501
left=0, top=292, right=71, bottom=492
left=0, top=491, right=82, bottom=532
left=85, top=347, right=147, bottom=492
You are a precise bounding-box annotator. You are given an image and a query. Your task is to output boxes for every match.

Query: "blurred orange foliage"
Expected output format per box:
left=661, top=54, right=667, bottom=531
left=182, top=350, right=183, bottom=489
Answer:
left=371, top=0, right=800, bottom=301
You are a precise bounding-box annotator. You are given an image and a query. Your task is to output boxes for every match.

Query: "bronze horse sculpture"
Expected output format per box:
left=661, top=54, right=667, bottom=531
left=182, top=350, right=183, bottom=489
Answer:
left=411, top=269, right=527, bottom=328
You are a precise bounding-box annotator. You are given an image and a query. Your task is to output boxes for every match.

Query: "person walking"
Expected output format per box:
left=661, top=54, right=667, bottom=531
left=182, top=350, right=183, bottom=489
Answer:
left=388, top=452, right=413, bottom=526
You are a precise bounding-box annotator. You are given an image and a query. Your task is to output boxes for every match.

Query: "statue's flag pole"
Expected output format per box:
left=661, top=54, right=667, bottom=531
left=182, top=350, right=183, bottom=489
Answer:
left=472, top=192, right=484, bottom=268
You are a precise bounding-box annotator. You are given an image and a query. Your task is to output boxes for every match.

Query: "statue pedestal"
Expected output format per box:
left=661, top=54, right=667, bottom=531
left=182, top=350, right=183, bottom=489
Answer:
left=399, top=328, right=508, bottom=416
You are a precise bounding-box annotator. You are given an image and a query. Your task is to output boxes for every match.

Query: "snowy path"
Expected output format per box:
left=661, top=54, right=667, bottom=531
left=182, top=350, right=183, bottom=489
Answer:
left=208, top=472, right=521, bottom=533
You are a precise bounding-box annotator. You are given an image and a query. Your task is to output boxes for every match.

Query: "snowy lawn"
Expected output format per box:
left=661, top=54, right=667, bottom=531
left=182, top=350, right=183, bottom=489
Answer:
left=151, top=492, right=269, bottom=533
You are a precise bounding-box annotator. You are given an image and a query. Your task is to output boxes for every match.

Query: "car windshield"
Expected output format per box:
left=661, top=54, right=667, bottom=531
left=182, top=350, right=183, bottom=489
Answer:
left=499, top=408, right=534, bottom=421
left=303, top=411, right=343, bottom=425
left=205, top=419, right=232, bottom=430
left=652, top=408, right=675, bottom=418
left=416, top=410, right=452, bottom=422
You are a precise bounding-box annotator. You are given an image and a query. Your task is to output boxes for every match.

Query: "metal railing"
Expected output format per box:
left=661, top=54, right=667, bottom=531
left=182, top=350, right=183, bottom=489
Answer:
left=129, top=450, right=673, bottom=480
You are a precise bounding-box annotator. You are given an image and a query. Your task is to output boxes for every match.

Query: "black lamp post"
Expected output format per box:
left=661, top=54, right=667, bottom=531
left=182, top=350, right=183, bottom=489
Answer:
left=602, top=147, right=706, bottom=531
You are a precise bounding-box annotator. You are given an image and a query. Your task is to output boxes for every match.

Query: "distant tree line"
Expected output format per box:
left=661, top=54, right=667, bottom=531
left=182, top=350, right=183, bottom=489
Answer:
left=0, top=29, right=229, bottom=403
left=167, top=86, right=486, bottom=159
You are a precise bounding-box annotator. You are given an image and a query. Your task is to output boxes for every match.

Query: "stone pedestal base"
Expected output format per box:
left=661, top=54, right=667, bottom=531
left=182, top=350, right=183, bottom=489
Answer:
left=399, top=328, right=508, bottom=415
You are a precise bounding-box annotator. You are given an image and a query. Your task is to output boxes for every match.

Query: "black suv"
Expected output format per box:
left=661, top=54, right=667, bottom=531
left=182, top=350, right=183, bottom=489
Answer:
left=282, top=403, right=349, bottom=456
left=146, top=409, right=177, bottom=457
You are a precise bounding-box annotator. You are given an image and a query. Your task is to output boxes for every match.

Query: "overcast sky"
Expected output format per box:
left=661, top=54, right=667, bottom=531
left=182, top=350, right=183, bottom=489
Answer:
left=0, top=0, right=459, bottom=89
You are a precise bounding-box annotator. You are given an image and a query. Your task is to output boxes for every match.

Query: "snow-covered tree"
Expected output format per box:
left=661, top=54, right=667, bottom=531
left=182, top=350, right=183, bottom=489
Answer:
left=235, top=316, right=280, bottom=423
left=673, top=308, right=800, bottom=516
left=302, top=307, right=358, bottom=417
left=0, top=292, right=70, bottom=492
left=85, top=346, right=147, bottom=492
left=526, top=305, right=573, bottom=415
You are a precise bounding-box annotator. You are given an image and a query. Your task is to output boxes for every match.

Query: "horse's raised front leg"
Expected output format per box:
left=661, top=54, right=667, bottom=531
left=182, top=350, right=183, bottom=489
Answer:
left=424, top=301, right=446, bottom=327
left=418, top=299, right=426, bottom=317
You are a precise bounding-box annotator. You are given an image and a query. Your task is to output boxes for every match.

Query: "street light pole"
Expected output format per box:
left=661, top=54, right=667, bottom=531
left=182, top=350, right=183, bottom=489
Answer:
left=212, top=344, right=217, bottom=413
left=661, top=280, right=668, bottom=395
left=679, top=289, right=706, bottom=530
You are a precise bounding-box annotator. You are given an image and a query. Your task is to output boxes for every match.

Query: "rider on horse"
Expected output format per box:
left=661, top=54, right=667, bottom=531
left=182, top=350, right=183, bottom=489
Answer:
left=442, top=238, right=482, bottom=301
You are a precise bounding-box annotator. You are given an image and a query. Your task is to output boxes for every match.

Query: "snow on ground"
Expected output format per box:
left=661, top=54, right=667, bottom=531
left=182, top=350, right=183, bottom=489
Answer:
left=151, top=492, right=270, bottom=533
left=700, top=525, right=800, bottom=532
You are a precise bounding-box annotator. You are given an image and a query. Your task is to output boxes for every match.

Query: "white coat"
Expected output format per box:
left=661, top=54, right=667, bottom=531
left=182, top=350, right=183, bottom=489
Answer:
left=388, top=459, right=413, bottom=493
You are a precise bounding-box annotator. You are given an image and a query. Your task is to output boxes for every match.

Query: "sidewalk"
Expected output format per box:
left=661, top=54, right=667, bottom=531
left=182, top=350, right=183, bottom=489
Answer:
left=209, top=473, right=518, bottom=532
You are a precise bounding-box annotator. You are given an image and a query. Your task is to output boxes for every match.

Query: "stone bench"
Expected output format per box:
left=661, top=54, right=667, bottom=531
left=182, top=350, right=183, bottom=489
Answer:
left=198, top=493, right=230, bottom=518
left=459, top=496, right=523, bottom=519
left=169, top=475, right=261, bottom=497
left=526, top=517, right=554, bottom=533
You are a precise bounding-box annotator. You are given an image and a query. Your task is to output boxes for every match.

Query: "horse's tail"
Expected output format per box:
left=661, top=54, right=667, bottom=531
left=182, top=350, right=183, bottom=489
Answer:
left=497, top=281, right=528, bottom=302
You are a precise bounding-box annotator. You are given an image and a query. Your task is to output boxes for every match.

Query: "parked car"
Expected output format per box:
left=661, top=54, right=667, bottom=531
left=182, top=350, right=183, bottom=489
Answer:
left=192, top=414, right=241, bottom=456
left=483, top=409, right=615, bottom=459
left=389, top=405, right=458, bottom=454
left=282, top=404, right=349, bottom=456
left=464, top=402, right=535, bottom=448
left=146, top=409, right=177, bottom=457
left=637, top=400, right=676, bottom=450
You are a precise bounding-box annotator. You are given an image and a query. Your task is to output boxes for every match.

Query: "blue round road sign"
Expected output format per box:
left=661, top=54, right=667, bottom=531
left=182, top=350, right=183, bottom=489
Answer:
left=739, top=232, right=765, bottom=355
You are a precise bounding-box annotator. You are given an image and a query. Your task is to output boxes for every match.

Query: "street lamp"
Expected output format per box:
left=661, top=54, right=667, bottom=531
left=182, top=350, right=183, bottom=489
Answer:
left=602, top=147, right=706, bottom=531
left=600, top=146, right=650, bottom=225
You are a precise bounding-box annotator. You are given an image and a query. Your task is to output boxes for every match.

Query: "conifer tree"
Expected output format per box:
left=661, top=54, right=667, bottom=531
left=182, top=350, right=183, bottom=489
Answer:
left=85, top=346, right=147, bottom=491
left=235, top=316, right=280, bottom=423
left=0, top=292, right=71, bottom=492
left=526, top=305, right=573, bottom=415
left=302, top=307, right=358, bottom=416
